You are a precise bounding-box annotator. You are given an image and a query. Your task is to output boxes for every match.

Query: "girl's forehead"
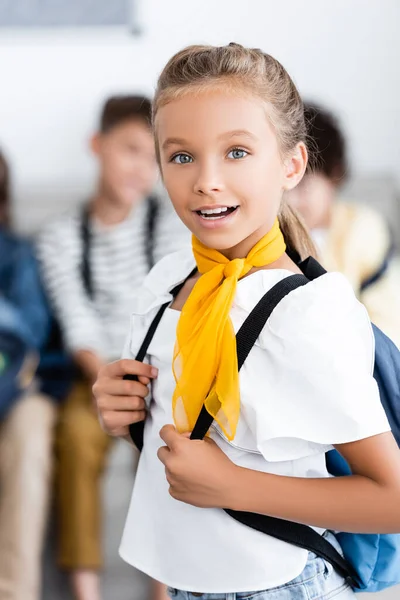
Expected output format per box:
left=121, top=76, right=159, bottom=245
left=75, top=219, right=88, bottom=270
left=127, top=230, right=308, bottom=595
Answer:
left=156, top=90, right=273, bottom=142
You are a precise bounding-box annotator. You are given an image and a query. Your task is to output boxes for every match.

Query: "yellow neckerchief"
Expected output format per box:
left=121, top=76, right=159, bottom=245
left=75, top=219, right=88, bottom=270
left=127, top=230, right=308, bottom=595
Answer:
left=172, top=219, right=286, bottom=440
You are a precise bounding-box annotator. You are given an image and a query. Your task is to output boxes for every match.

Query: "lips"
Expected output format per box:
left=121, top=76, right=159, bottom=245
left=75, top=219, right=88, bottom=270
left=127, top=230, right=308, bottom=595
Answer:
left=195, top=206, right=239, bottom=220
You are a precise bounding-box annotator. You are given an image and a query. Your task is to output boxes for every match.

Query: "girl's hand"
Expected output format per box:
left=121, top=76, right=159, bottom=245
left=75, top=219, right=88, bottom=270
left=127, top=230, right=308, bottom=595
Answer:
left=157, top=425, right=238, bottom=508
left=93, top=359, right=158, bottom=438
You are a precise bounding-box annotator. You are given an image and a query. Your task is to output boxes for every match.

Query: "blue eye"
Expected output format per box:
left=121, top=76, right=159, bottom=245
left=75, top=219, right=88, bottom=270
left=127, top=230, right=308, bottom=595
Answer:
left=171, top=153, right=193, bottom=164
left=228, top=148, right=248, bottom=159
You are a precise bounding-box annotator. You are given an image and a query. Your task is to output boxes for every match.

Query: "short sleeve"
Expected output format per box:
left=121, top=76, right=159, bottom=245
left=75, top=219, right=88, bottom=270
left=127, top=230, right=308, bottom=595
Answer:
left=238, top=272, right=391, bottom=462
left=120, top=249, right=196, bottom=361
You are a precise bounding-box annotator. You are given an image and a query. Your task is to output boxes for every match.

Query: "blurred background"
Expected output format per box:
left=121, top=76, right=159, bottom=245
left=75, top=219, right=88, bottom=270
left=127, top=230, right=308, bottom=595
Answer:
left=0, top=0, right=399, bottom=235
left=0, top=1, right=399, bottom=599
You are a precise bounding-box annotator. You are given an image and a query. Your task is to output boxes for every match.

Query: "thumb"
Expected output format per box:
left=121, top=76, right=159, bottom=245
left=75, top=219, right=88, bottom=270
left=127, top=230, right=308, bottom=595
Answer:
left=159, top=424, right=183, bottom=449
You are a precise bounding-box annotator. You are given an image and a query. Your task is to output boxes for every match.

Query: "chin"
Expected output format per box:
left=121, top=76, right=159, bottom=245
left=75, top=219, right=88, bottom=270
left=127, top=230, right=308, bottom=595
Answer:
left=114, top=191, right=143, bottom=208
left=194, top=229, right=245, bottom=251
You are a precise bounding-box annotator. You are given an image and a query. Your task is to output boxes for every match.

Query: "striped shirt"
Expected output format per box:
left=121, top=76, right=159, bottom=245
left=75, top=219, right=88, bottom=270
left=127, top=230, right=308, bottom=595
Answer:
left=37, top=196, right=191, bottom=361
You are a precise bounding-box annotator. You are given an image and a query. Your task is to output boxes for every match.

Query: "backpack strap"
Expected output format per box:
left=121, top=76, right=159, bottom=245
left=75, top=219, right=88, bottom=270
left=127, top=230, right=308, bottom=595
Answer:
left=298, top=255, right=327, bottom=280
left=224, top=509, right=357, bottom=585
left=80, top=205, right=93, bottom=297
left=145, top=196, right=159, bottom=269
left=188, top=269, right=357, bottom=588
left=125, top=268, right=197, bottom=450
left=190, top=274, right=310, bottom=440
left=360, top=240, right=395, bottom=292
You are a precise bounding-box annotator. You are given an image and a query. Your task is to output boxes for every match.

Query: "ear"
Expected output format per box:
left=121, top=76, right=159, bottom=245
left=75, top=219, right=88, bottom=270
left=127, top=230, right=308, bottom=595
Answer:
left=282, top=142, right=308, bottom=191
left=90, top=133, right=102, bottom=157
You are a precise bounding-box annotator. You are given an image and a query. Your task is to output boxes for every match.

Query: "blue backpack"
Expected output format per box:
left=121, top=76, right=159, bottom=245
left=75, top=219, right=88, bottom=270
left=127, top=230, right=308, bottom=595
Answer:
left=326, top=320, right=400, bottom=592
left=281, top=257, right=400, bottom=593
left=126, top=256, right=400, bottom=593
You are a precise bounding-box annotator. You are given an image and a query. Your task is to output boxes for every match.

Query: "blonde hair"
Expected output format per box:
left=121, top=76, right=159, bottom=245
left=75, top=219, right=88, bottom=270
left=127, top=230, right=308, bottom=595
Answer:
left=153, top=43, right=316, bottom=260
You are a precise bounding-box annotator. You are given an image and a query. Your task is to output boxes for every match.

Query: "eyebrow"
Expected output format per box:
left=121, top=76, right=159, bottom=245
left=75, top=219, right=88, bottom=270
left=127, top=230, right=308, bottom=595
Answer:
left=161, top=137, right=188, bottom=151
left=161, top=130, right=258, bottom=151
left=219, top=129, right=258, bottom=141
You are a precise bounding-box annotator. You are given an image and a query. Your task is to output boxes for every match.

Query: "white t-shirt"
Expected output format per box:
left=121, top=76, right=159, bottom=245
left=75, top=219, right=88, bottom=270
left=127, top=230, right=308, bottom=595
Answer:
left=119, top=249, right=390, bottom=593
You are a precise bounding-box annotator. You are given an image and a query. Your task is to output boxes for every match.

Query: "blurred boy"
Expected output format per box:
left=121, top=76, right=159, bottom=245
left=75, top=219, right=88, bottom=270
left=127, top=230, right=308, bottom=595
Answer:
left=37, top=96, right=190, bottom=600
left=289, top=103, right=400, bottom=346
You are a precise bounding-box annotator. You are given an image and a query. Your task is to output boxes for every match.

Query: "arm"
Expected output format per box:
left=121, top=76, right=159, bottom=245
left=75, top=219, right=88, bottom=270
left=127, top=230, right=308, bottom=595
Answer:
left=230, top=432, right=400, bottom=533
left=158, top=427, right=400, bottom=534
left=37, top=216, right=107, bottom=376
left=74, top=349, right=104, bottom=384
left=346, top=206, right=400, bottom=346
left=157, top=273, right=400, bottom=534
left=361, top=261, right=400, bottom=348
left=1, top=241, right=50, bottom=349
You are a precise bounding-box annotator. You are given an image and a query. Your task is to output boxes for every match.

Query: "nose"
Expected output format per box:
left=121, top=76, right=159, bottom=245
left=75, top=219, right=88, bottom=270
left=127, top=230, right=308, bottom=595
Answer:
left=193, top=160, right=224, bottom=196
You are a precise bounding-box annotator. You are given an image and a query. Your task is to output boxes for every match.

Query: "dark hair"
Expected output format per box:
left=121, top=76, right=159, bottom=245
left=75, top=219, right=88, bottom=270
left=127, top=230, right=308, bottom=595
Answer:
left=0, top=149, right=10, bottom=227
left=305, top=103, right=348, bottom=184
left=100, top=95, right=152, bottom=133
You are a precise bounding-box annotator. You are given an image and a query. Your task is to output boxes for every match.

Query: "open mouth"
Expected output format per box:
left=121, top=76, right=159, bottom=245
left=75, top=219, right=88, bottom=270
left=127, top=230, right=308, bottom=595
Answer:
left=195, top=206, right=239, bottom=220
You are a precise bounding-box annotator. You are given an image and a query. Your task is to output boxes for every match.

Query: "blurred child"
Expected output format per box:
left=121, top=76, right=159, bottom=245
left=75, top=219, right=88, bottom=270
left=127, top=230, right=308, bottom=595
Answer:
left=289, top=103, right=400, bottom=346
left=37, top=95, right=190, bottom=600
left=0, top=149, right=55, bottom=600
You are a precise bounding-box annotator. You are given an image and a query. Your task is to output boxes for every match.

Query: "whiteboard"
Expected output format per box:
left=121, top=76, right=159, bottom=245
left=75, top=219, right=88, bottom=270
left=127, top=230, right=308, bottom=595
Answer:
left=0, top=0, right=133, bottom=27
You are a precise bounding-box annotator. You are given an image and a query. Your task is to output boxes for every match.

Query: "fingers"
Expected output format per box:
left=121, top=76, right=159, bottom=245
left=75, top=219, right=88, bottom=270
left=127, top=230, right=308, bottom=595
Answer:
left=157, top=445, right=170, bottom=465
left=100, top=409, right=146, bottom=434
left=93, top=359, right=156, bottom=439
left=106, top=395, right=147, bottom=412
left=98, top=359, right=158, bottom=381
left=93, top=376, right=150, bottom=404
left=159, top=424, right=182, bottom=450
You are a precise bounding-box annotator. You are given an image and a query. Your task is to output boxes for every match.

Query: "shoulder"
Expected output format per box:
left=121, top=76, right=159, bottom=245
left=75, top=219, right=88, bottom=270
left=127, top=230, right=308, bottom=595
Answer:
left=335, top=201, right=391, bottom=256
left=38, top=207, right=82, bottom=240
left=0, top=229, right=36, bottom=260
left=252, top=269, right=374, bottom=373
left=36, top=208, right=82, bottom=253
left=129, top=248, right=195, bottom=315
left=0, top=228, right=25, bottom=249
left=270, top=270, right=363, bottom=327
left=236, top=270, right=388, bottom=459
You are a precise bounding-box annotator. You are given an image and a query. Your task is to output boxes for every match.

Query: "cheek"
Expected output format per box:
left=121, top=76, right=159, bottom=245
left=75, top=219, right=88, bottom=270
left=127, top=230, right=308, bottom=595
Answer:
left=242, top=158, right=283, bottom=208
left=162, top=168, right=191, bottom=207
left=104, top=152, right=126, bottom=178
left=246, top=153, right=282, bottom=187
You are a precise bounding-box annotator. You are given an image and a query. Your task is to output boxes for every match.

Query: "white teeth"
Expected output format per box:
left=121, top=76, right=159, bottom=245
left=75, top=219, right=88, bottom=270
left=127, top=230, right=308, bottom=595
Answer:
left=200, top=207, right=229, bottom=215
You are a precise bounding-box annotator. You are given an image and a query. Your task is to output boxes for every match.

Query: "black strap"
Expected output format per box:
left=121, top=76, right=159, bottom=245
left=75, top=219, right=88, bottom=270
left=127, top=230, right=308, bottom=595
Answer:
left=188, top=269, right=357, bottom=587
left=190, top=274, right=309, bottom=440
left=81, top=205, right=92, bottom=297
left=298, top=255, right=327, bottom=280
left=360, top=241, right=395, bottom=292
left=224, top=510, right=357, bottom=585
left=145, top=196, right=159, bottom=269
left=125, top=269, right=197, bottom=450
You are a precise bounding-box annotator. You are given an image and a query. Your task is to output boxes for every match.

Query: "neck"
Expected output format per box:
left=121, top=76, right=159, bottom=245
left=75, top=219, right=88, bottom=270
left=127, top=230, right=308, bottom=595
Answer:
left=219, top=222, right=274, bottom=260
left=90, top=190, right=132, bottom=226
left=315, top=203, right=333, bottom=231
